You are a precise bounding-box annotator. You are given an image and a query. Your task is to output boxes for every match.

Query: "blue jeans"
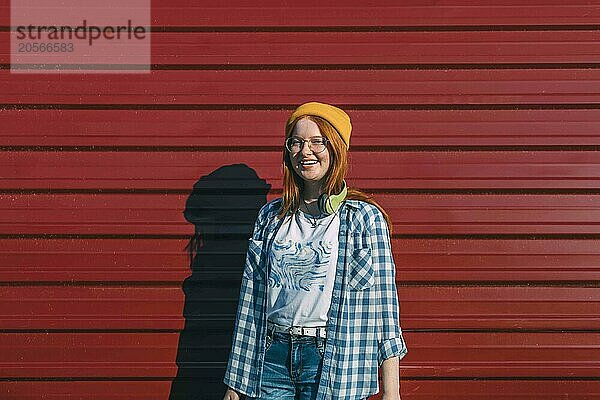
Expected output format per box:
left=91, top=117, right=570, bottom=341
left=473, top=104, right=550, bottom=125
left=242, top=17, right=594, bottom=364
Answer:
left=249, top=330, right=326, bottom=400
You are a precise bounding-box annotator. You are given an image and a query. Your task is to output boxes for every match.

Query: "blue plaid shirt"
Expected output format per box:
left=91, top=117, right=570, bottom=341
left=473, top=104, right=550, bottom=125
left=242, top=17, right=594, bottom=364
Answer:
left=223, top=198, right=408, bottom=399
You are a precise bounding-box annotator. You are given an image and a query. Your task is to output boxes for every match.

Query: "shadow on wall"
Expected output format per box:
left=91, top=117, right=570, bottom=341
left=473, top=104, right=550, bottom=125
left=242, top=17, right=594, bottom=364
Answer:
left=169, top=164, right=271, bottom=400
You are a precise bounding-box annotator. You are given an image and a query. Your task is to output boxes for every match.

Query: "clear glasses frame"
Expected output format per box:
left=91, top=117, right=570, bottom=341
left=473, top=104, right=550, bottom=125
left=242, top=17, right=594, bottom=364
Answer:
left=285, top=136, right=329, bottom=154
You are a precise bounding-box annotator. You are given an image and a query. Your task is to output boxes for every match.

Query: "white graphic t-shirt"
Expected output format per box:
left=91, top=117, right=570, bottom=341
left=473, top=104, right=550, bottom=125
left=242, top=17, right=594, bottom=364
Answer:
left=266, top=208, right=341, bottom=328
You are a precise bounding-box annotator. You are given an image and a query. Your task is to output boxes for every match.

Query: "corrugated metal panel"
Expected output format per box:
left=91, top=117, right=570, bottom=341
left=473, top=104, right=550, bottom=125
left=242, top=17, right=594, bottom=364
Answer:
left=5, top=0, right=598, bottom=27
left=7, top=381, right=600, bottom=400
left=3, top=69, right=600, bottom=104
left=2, top=1, right=600, bottom=399
left=3, top=151, right=600, bottom=189
left=3, top=109, right=600, bottom=146
left=3, top=236, right=600, bottom=283
left=4, top=31, right=600, bottom=65
left=1, top=331, right=600, bottom=376
left=5, top=193, right=600, bottom=233
left=0, top=149, right=600, bottom=193
left=2, top=286, right=600, bottom=330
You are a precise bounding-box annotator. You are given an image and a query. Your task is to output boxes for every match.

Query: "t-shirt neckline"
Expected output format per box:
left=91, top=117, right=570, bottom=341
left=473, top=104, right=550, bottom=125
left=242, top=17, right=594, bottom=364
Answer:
left=297, top=208, right=335, bottom=221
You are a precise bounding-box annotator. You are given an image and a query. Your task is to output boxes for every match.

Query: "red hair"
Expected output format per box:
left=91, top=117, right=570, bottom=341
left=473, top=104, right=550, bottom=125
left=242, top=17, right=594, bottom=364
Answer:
left=277, top=115, right=393, bottom=234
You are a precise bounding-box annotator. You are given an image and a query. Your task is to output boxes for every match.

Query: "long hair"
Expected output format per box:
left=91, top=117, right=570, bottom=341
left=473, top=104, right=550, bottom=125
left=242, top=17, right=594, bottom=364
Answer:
left=277, top=114, right=394, bottom=234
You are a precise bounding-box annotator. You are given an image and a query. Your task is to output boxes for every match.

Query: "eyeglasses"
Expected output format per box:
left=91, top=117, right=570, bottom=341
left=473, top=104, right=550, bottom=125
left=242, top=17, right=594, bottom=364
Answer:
left=285, top=137, right=329, bottom=154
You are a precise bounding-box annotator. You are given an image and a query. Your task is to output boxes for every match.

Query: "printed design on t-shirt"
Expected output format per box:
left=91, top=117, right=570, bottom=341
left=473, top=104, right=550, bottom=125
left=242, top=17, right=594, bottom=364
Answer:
left=269, top=240, right=332, bottom=291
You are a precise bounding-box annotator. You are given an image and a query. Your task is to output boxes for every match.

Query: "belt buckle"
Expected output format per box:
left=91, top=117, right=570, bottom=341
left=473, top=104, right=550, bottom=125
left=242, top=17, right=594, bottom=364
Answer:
left=287, top=326, right=324, bottom=337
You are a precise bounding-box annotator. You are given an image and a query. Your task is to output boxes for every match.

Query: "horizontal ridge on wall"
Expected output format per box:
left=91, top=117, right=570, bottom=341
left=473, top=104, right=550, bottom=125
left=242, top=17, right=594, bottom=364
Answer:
left=0, top=331, right=599, bottom=377
left=3, top=30, right=600, bottom=65
left=2, top=70, right=600, bottom=104
left=1, top=286, right=599, bottom=330
left=2, top=151, right=600, bottom=189
left=2, top=236, right=600, bottom=282
left=2, top=0, right=600, bottom=27
left=3, top=193, right=600, bottom=235
left=2, top=109, right=600, bottom=148
left=2, top=380, right=600, bottom=400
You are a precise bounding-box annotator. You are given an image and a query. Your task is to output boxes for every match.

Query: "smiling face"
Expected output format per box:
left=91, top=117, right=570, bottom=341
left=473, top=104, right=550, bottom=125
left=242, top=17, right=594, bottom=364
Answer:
left=288, top=118, right=331, bottom=188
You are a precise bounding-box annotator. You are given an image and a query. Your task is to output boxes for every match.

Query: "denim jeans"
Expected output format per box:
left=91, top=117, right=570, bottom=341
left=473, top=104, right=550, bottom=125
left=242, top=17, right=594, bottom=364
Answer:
left=248, top=330, right=326, bottom=400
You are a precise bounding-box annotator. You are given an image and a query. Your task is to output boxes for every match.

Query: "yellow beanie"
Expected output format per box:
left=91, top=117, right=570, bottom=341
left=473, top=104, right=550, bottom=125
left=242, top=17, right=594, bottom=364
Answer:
left=286, top=101, right=352, bottom=149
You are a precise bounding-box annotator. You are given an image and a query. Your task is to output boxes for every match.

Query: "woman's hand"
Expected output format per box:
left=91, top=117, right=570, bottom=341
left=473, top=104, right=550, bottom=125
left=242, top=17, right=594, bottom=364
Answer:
left=382, top=393, right=401, bottom=400
left=222, top=388, right=241, bottom=400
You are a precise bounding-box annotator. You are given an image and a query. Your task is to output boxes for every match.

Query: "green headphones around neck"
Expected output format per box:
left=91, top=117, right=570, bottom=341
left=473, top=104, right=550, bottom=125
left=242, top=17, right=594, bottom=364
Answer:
left=316, top=180, right=348, bottom=215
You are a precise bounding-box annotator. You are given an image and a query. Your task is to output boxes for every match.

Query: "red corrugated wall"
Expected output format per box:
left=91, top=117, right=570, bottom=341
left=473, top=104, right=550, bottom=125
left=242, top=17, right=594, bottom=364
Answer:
left=2, top=1, right=600, bottom=399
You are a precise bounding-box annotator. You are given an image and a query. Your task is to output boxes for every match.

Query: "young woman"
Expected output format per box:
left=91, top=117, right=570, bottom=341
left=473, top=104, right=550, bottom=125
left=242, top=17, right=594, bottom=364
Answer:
left=222, top=102, right=408, bottom=400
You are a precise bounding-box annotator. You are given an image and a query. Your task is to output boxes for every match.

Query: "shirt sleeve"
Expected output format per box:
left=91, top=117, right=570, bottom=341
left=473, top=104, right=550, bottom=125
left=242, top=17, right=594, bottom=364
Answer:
left=367, top=206, right=408, bottom=367
left=223, top=201, right=270, bottom=395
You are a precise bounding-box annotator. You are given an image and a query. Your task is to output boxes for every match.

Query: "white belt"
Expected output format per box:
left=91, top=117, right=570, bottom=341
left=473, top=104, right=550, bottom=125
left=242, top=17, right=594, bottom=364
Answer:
left=267, top=321, right=327, bottom=338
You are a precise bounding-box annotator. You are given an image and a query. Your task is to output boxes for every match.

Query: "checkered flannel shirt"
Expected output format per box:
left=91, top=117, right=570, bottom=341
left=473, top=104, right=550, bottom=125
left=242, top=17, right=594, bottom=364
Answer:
left=223, top=198, right=408, bottom=399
